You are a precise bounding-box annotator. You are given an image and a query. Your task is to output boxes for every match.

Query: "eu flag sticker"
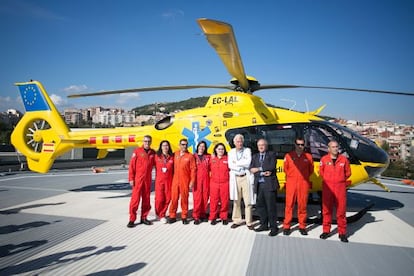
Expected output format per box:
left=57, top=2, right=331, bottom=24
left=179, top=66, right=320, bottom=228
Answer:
left=18, top=83, right=50, bottom=112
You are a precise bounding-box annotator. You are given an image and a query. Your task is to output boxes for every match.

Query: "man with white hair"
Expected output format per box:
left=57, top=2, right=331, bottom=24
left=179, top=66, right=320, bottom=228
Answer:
left=228, top=134, right=255, bottom=230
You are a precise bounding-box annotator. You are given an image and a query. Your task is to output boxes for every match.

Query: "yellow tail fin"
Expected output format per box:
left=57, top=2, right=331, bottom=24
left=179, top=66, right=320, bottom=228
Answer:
left=11, top=81, right=72, bottom=173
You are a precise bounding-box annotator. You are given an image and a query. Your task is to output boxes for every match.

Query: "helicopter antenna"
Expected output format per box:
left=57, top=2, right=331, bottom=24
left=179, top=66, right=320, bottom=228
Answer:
left=280, top=99, right=296, bottom=111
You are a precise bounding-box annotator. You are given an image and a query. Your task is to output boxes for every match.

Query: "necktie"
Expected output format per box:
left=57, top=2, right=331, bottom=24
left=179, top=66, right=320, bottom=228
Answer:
left=259, top=154, right=265, bottom=183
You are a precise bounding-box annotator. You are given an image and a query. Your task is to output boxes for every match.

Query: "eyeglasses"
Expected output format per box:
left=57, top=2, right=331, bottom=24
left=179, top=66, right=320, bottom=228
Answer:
left=180, top=143, right=188, bottom=146
left=296, top=143, right=305, bottom=147
left=143, top=140, right=151, bottom=143
left=217, top=148, right=224, bottom=150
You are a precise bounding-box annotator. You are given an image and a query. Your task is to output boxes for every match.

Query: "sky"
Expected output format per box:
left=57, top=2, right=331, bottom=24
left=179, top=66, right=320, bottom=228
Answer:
left=1, top=0, right=414, bottom=124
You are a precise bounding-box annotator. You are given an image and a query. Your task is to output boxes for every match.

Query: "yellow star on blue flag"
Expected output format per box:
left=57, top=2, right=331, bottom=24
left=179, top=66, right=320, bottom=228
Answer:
left=18, top=84, right=50, bottom=112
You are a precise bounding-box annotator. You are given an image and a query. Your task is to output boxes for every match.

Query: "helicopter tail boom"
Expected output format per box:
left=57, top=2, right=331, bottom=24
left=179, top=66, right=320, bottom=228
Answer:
left=11, top=81, right=73, bottom=173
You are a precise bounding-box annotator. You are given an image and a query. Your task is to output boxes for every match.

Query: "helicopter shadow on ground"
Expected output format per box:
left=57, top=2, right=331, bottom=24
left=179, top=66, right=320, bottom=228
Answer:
left=347, top=190, right=404, bottom=212
left=267, top=190, right=404, bottom=236
left=70, top=182, right=133, bottom=199
left=311, top=190, right=403, bottom=237
left=354, top=187, right=414, bottom=195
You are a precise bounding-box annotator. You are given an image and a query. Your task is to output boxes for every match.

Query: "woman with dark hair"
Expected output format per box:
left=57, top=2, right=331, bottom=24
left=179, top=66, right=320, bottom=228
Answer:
left=154, top=140, right=174, bottom=223
left=192, top=141, right=211, bottom=224
left=209, top=143, right=230, bottom=225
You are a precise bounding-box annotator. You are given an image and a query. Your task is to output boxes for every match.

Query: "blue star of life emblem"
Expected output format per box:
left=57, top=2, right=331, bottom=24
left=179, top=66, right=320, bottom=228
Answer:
left=182, top=122, right=211, bottom=152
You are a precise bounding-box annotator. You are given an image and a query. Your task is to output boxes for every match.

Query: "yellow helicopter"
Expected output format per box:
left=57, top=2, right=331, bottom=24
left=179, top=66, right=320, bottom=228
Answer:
left=11, top=18, right=414, bottom=193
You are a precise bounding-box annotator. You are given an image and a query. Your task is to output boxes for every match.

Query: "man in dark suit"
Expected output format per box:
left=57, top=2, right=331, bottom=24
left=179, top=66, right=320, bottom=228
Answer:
left=250, top=139, right=279, bottom=236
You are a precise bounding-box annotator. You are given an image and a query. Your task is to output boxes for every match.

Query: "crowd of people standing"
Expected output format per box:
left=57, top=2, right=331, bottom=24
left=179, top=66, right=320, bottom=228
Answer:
left=127, top=134, right=351, bottom=242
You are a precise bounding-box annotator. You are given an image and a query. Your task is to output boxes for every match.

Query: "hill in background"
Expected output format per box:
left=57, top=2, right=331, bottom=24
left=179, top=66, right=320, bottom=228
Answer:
left=131, top=96, right=333, bottom=119
left=132, top=96, right=209, bottom=115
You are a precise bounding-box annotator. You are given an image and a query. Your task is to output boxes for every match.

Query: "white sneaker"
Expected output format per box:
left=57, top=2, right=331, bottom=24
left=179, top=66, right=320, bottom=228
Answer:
left=160, top=217, right=167, bottom=224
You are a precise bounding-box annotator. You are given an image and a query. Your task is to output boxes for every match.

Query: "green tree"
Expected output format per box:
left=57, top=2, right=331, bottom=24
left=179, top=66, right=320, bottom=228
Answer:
left=380, top=141, right=390, bottom=152
left=406, top=156, right=414, bottom=179
left=0, top=122, right=12, bottom=144
left=382, top=160, right=407, bottom=178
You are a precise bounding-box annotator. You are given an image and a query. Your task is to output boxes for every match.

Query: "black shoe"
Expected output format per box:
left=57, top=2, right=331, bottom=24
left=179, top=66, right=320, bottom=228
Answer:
left=339, top=234, right=349, bottom=243
left=255, top=225, right=269, bottom=232
left=211, top=219, right=217, bottom=225
left=222, top=219, right=228, bottom=225
left=141, top=219, right=153, bottom=225
left=320, top=232, right=329, bottom=239
left=299, top=228, right=308, bottom=236
left=283, top=229, right=291, bottom=236
left=201, top=218, right=208, bottom=223
left=127, top=221, right=135, bottom=228
left=269, top=228, right=278, bottom=237
left=182, top=219, right=189, bottom=225
left=247, top=225, right=255, bottom=230
left=168, top=218, right=177, bottom=224
left=194, top=219, right=201, bottom=225
left=231, top=223, right=241, bottom=229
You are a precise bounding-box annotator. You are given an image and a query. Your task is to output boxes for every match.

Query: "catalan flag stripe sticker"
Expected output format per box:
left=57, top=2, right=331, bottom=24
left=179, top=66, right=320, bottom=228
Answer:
left=42, top=143, right=55, bottom=153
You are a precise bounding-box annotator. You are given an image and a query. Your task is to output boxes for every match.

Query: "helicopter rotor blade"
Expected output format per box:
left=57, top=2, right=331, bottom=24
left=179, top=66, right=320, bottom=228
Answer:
left=67, top=85, right=233, bottom=98
left=197, top=18, right=250, bottom=92
left=258, top=85, right=414, bottom=96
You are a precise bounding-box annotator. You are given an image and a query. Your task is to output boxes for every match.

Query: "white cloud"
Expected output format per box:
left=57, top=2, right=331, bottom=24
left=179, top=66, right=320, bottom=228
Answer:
left=0, top=96, right=24, bottom=112
left=49, top=94, right=67, bottom=106
left=0, top=96, right=12, bottom=103
left=63, top=84, right=89, bottom=93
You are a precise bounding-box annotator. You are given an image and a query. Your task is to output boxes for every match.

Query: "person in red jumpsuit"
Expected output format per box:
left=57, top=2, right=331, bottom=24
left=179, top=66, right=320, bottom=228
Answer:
left=154, top=140, right=174, bottom=224
left=319, top=140, right=351, bottom=242
left=127, top=135, right=155, bottom=228
left=168, top=138, right=196, bottom=224
left=193, top=141, right=211, bottom=224
left=209, top=143, right=230, bottom=225
left=283, top=137, right=314, bottom=235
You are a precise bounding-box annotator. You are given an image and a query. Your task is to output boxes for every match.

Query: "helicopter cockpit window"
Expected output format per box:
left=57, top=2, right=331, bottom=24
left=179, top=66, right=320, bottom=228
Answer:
left=263, top=127, right=297, bottom=159
left=304, top=124, right=348, bottom=161
left=225, top=124, right=299, bottom=157
left=326, top=121, right=386, bottom=163
left=328, top=122, right=373, bottom=149
left=155, top=116, right=174, bottom=130
left=226, top=127, right=261, bottom=151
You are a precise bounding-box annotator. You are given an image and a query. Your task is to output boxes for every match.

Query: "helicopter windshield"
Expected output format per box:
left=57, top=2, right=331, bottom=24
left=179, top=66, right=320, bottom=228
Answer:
left=321, top=121, right=389, bottom=165
left=225, top=121, right=388, bottom=168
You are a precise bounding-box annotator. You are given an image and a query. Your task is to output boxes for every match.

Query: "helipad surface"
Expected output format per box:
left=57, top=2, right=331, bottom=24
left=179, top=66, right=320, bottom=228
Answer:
left=0, top=169, right=413, bottom=275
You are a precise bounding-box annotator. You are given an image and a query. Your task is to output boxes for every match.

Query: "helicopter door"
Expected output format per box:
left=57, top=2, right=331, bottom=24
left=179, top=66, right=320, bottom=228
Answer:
left=225, top=124, right=300, bottom=158
left=226, top=126, right=261, bottom=151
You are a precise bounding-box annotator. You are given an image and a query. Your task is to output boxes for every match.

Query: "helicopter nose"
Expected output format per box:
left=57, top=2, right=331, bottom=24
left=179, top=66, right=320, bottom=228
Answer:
left=364, top=162, right=389, bottom=178
left=358, top=145, right=390, bottom=178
